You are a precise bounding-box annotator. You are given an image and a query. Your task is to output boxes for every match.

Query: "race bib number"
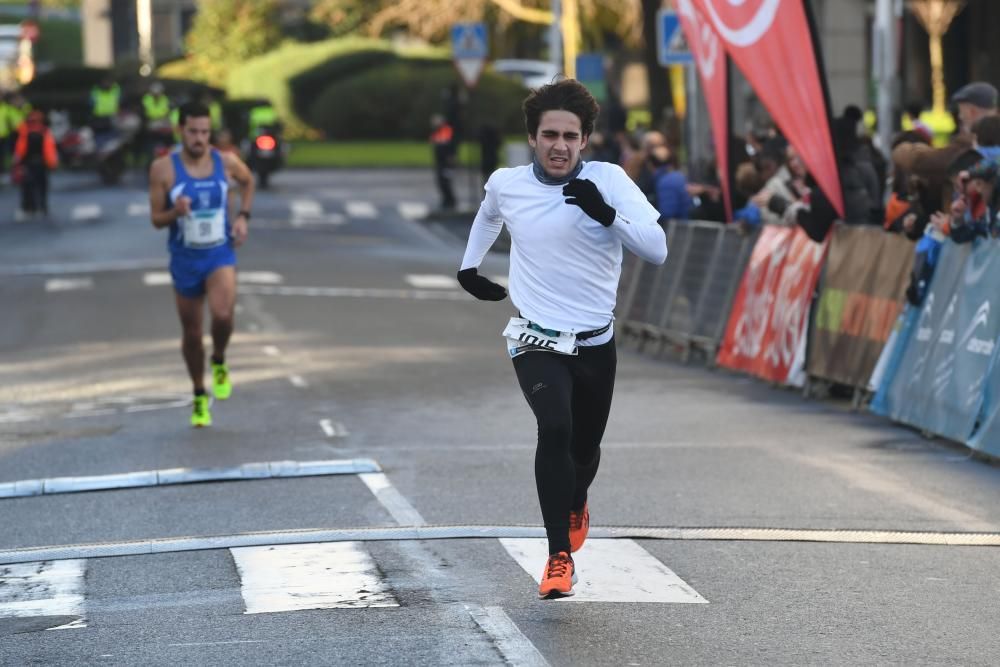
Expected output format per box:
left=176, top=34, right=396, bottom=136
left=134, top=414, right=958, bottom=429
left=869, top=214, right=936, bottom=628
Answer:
left=503, top=317, right=577, bottom=358
left=182, top=208, right=226, bottom=249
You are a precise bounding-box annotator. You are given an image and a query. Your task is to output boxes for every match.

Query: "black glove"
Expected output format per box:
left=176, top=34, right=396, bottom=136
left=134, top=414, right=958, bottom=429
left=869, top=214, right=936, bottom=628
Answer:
left=457, top=268, right=507, bottom=301
left=563, top=178, right=616, bottom=227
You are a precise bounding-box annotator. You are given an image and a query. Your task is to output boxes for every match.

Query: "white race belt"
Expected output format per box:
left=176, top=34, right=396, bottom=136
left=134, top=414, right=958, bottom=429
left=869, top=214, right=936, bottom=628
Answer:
left=503, top=317, right=578, bottom=358
left=181, top=208, right=227, bottom=249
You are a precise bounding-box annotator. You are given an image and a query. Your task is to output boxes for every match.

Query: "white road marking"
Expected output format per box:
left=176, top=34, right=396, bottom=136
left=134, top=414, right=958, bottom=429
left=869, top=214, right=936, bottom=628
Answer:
left=143, top=271, right=172, bottom=286
left=466, top=605, right=549, bottom=667
left=127, top=203, right=150, bottom=217
left=319, top=419, right=349, bottom=438
left=45, top=278, right=94, bottom=292
left=0, top=459, right=382, bottom=498
left=231, top=543, right=398, bottom=614
left=359, top=472, right=426, bottom=526
left=238, top=271, right=283, bottom=285
left=405, top=274, right=460, bottom=289
left=0, top=258, right=163, bottom=277
left=262, top=345, right=281, bottom=356
left=398, top=202, right=430, bottom=220
left=499, top=538, right=708, bottom=604
left=290, top=199, right=323, bottom=220
left=239, top=285, right=469, bottom=301
left=345, top=201, right=377, bottom=218
left=70, top=204, right=101, bottom=221
left=0, top=560, right=86, bottom=627
left=491, top=276, right=509, bottom=287
left=288, top=374, right=308, bottom=388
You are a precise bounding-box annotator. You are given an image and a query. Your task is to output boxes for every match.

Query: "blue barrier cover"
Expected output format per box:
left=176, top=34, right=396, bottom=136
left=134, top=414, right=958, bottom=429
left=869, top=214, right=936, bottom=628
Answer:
left=877, top=240, right=1000, bottom=444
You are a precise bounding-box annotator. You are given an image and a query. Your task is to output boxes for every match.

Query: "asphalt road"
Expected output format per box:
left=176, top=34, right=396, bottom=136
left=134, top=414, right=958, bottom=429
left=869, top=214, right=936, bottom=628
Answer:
left=1, top=168, right=999, bottom=666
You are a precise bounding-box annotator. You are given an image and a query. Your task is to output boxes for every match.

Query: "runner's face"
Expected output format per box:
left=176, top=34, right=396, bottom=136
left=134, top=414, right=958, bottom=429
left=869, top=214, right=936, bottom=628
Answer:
left=529, top=110, right=588, bottom=179
left=181, top=116, right=212, bottom=158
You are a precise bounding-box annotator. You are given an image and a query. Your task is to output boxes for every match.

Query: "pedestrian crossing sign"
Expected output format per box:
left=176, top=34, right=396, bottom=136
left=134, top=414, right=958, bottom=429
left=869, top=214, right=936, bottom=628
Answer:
left=657, top=9, right=694, bottom=66
left=452, top=22, right=488, bottom=88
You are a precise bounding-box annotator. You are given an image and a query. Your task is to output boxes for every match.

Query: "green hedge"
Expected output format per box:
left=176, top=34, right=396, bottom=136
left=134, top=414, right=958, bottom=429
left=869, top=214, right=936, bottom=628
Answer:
left=305, top=61, right=528, bottom=140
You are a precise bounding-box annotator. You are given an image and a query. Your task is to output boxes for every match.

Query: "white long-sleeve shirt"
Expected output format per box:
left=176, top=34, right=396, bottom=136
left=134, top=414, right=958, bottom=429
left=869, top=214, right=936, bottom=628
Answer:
left=460, top=161, right=667, bottom=344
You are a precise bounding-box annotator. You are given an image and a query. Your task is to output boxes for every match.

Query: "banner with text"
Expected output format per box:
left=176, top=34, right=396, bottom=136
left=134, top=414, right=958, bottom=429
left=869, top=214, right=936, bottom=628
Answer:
left=808, top=226, right=914, bottom=387
left=689, top=0, right=844, bottom=217
left=876, top=241, right=1000, bottom=444
left=717, top=225, right=828, bottom=384
left=677, top=0, right=732, bottom=221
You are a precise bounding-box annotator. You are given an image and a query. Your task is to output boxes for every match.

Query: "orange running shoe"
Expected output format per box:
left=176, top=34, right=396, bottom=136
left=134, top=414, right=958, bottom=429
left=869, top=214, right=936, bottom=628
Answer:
left=569, top=503, right=589, bottom=553
left=538, top=552, right=577, bottom=599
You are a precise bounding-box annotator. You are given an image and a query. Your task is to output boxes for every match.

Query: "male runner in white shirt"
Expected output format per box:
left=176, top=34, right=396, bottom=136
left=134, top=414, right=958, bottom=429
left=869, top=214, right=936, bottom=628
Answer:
left=458, top=79, right=667, bottom=598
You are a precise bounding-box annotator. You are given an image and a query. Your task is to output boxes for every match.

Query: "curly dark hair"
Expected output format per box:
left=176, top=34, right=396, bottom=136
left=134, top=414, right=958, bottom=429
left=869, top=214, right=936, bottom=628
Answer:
left=522, top=79, right=600, bottom=138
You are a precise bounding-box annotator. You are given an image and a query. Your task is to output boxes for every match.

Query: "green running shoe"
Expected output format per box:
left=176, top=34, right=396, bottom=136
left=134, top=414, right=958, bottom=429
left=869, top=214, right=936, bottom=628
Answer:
left=191, top=394, right=212, bottom=427
left=212, top=361, right=232, bottom=400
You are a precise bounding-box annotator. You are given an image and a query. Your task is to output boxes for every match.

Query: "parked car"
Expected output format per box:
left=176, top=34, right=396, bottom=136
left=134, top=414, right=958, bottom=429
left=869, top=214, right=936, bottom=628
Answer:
left=492, top=59, right=560, bottom=89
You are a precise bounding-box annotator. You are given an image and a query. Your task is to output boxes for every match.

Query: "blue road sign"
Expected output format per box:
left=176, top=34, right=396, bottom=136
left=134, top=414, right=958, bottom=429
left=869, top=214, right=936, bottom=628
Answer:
left=657, top=9, right=693, bottom=66
left=451, top=22, right=488, bottom=60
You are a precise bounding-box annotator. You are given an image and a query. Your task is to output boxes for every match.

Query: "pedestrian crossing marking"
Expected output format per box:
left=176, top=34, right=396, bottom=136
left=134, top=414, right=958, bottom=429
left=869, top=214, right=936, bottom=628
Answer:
left=231, top=543, right=398, bottom=614
left=499, top=538, right=708, bottom=603
left=398, top=202, right=430, bottom=220
left=290, top=199, right=323, bottom=219
left=345, top=201, right=377, bottom=218
left=70, top=204, right=101, bottom=221
left=45, top=278, right=93, bottom=292
left=127, top=203, right=150, bottom=217
left=0, top=560, right=87, bottom=627
left=143, top=271, right=283, bottom=287
left=405, top=274, right=460, bottom=289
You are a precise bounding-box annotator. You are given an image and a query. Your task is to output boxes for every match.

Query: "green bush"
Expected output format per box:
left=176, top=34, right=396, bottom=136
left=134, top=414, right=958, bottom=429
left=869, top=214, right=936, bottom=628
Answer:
left=225, top=36, right=392, bottom=139
left=304, top=60, right=528, bottom=140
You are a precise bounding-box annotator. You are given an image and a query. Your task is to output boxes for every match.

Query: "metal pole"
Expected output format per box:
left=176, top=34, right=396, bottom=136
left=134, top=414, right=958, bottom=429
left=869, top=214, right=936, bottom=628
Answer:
left=874, top=0, right=895, bottom=155
left=136, top=0, right=154, bottom=76
left=685, top=64, right=703, bottom=178
left=550, top=0, right=563, bottom=76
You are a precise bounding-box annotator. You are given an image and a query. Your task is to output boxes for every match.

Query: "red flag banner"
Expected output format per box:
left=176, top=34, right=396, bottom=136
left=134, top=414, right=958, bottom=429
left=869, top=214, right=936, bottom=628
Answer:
left=677, top=0, right=732, bottom=222
left=717, top=225, right=829, bottom=383
left=689, top=0, right=844, bottom=218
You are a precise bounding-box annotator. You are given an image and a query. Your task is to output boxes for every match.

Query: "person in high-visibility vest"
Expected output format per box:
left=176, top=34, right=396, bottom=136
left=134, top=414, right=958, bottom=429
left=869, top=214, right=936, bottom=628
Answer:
left=430, top=113, right=456, bottom=210
left=200, top=91, right=223, bottom=133
left=247, top=101, right=278, bottom=137
left=13, top=109, right=58, bottom=219
left=0, top=94, right=11, bottom=180
left=90, top=76, right=120, bottom=132
left=143, top=81, right=174, bottom=161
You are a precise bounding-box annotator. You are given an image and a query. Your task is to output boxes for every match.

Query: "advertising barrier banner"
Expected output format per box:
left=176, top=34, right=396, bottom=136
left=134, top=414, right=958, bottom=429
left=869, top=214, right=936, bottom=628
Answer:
left=717, top=225, right=827, bottom=384
left=876, top=241, right=1000, bottom=444
left=808, top=226, right=914, bottom=387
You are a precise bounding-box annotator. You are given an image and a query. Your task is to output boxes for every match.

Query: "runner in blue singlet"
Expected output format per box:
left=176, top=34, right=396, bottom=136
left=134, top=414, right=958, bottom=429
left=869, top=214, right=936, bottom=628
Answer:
left=148, top=101, right=256, bottom=427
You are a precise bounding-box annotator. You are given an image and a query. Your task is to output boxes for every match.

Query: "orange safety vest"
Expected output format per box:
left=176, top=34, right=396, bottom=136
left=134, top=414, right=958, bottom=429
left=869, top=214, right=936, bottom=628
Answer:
left=14, top=119, right=58, bottom=170
left=430, top=124, right=454, bottom=144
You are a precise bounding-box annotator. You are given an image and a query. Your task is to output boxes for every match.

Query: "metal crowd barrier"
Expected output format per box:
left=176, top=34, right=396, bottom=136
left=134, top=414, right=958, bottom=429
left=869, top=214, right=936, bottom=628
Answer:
left=617, top=220, right=757, bottom=363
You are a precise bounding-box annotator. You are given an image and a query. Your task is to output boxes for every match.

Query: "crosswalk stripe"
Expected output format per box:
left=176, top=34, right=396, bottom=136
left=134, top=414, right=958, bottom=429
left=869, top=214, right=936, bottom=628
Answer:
left=143, top=271, right=172, bottom=286
left=127, top=203, right=150, bottom=217
left=143, top=271, right=283, bottom=287
left=231, top=543, right=398, bottom=614
left=345, top=201, right=377, bottom=218
left=45, top=277, right=93, bottom=293
left=398, top=202, right=430, bottom=220
left=70, top=204, right=101, bottom=221
left=0, top=560, right=87, bottom=627
left=499, top=538, right=708, bottom=604
left=290, top=199, right=323, bottom=219
left=404, top=274, right=460, bottom=289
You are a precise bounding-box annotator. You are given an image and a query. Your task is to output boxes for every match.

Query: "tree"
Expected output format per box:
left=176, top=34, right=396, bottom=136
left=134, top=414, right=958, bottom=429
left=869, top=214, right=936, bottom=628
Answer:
left=185, top=0, right=284, bottom=86
left=309, top=0, right=641, bottom=50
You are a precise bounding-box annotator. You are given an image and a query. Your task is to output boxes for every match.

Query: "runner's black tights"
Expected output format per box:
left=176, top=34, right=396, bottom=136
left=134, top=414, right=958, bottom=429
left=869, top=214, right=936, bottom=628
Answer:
left=512, top=340, right=616, bottom=555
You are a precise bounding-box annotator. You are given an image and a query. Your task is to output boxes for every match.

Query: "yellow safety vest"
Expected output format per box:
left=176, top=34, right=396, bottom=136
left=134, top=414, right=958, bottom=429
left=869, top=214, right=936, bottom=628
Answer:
left=92, top=85, right=121, bottom=118
left=142, top=94, right=170, bottom=121
left=209, top=101, right=223, bottom=130
left=248, top=105, right=277, bottom=134
left=919, top=109, right=956, bottom=148
left=0, top=103, right=10, bottom=138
